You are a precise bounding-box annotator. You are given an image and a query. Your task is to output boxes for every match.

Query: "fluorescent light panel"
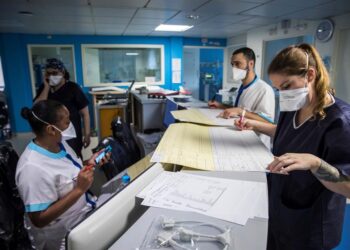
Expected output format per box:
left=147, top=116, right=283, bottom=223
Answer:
left=126, top=52, right=139, bottom=56
left=155, top=24, right=193, bottom=32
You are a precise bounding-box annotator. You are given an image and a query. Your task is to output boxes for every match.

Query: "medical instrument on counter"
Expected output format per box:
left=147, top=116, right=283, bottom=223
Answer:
left=153, top=216, right=232, bottom=250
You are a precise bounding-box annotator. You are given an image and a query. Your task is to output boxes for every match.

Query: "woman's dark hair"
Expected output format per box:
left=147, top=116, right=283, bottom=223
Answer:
left=64, top=70, right=70, bottom=81
left=21, top=100, right=65, bottom=135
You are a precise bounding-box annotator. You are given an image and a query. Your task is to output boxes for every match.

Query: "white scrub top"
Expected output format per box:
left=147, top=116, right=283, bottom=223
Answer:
left=16, top=140, right=92, bottom=250
left=235, top=77, right=275, bottom=148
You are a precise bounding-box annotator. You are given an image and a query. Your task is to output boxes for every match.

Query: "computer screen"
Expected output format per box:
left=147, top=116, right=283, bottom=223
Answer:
left=162, top=98, right=178, bottom=128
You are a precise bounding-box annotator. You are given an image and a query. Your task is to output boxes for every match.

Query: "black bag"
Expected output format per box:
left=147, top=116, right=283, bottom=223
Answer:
left=0, top=141, right=33, bottom=250
left=95, top=118, right=141, bottom=180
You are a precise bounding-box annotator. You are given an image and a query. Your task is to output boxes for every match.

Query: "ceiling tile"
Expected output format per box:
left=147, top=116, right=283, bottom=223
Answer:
left=90, top=0, right=148, bottom=8
left=239, top=16, right=279, bottom=25
left=165, top=11, right=217, bottom=26
left=196, top=0, right=262, bottom=15
left=39, top=5, right=91, bottom=16
left=240, top=1, right=306, bottom=17
left=147, top=0, right=210, bottom=11
left=281, top=1, right=350, bottom=20
left=274, top=0, right=333, bottom=8
left=18, top=15, right=93, bottom=24
left=27, top=0, right=88, bottom=6
left=238, top=0, right=271, bottom=3
left=130, top=18, right=165, bottom=25
left=95, top=29, right=124, bottom=35
left=94, top=16, right=131, bottom=25
left=134, top=8, right=178, bottom=19
left=127, top=24, right=157, bottom=31
left=203, top=14, right=252, bottom=25
left=92, top=7, right=136, bottom=17
left=95, top=24, right=127, bottom=30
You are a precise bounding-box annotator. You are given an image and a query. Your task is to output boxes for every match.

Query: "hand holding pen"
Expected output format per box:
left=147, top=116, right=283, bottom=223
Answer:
left=239, top=108, right=246, bottom=129
left=75, top=165, right=95, bottom=193
left=208, top=94, right=219, bottom=108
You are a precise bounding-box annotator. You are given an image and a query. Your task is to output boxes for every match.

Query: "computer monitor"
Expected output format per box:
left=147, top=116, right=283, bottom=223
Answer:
left=65, top=163, right=163, bottom=250
left=162, top=98, right=178, bottom=129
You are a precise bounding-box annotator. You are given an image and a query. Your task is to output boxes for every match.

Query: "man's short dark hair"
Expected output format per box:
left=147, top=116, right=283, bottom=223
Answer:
left=232, top=47, right=256, bottom=65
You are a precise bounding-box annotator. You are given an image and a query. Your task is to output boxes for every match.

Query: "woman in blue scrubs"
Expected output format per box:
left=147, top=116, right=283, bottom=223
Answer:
left=235, top=43, right=350, bottom=250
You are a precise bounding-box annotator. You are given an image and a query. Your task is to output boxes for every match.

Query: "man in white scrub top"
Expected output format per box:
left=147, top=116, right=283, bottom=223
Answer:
left=209, top=47, right=275, bottom=147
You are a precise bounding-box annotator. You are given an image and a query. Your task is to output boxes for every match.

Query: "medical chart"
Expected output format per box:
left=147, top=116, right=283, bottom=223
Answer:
left=151, top=123, right=273, bottom=172
left=171, top=108, right=235, bottom=127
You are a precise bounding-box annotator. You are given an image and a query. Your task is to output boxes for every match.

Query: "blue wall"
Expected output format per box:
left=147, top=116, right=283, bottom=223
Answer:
left=0, top=33, right=226, bottom=133
left=335, top=204, right=350, bottom=250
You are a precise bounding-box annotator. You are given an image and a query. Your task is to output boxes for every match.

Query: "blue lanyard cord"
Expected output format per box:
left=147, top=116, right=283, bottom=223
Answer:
left=59, top=143, right=96, bottom=208
left=234, top=75, right=258, bottom=107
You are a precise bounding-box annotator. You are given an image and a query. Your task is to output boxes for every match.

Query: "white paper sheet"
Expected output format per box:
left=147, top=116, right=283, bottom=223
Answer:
left=139, top=172, right=268, bottom=225
left=210, top=127, right=274, bottom=171
left=198, top=108, right=237, bottom=126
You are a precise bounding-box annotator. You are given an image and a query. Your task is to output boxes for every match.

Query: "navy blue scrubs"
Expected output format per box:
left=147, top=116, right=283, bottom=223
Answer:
left=268, top=97, right=350, bottom=250
left=35, top=81, right=89, bottom=158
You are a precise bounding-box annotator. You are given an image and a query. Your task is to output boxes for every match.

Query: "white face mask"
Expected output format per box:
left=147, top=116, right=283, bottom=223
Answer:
left=232, top=67, right=247, bottom=82
left=54, top=122, right=77, bottom=141
left=279, top=86, right=309, bottom=112
left=49, top=75, right=63, bottom=86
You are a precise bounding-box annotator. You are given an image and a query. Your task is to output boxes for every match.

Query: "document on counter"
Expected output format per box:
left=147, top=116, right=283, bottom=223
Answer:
left=151, top=123, right=273, bottom=172
left=151, top=123, right=215, bottom=171
left=171, top=108, right=236, bottom=127
left=138, top=172, right=267, bottom=225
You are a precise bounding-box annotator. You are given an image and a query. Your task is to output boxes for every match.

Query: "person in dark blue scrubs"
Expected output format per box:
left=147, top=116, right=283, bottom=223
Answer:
left=235, top=43, right=350, bottom=250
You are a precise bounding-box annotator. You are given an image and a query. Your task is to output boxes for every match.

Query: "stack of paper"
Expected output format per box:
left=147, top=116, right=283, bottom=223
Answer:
left=171, top=108, right=236, bottom=127
left=137, top=172, right=268, bottom=225
left=151, top=123, right=273, bottom=172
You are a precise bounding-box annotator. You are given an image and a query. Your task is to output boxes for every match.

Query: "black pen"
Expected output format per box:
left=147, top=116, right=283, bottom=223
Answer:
left=210, top=93, right=217, bottom=102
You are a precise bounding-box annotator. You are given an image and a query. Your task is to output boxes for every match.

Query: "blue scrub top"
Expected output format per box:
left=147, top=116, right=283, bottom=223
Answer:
left=269, top=97, right=350, bottom=249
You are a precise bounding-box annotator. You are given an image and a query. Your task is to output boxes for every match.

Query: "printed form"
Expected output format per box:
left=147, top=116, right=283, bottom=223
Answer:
left=171, top=108, right=236, bottom=127
left=138, top=171, right=268, bottom=225
left=151, top=123, right=273, bottom=172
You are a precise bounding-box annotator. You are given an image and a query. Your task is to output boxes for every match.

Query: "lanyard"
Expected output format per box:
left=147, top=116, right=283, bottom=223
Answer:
left=234, top=75, right=258, bottom=107
left=59, top=143, right=96, bottom=208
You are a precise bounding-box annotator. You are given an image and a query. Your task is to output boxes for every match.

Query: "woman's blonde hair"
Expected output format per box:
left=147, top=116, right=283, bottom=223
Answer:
left=268, top=43, right=332, bottom=119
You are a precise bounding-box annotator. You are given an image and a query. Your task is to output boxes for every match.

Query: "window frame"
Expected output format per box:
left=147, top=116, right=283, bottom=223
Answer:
left=27, top=44, right=77, bottom=97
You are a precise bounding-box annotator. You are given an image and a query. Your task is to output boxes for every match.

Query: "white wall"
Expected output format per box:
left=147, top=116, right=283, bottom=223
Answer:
left=226, top=13, right=350, bottom=97
left=245, top=19, right=318, bottom=77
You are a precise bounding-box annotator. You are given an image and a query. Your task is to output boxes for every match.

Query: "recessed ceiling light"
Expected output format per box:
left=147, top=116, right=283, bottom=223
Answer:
left=126, top=52, right=139, bottom=56
left=18, top=11, right=34, bottom=16
left=155, top=24, right=193, bottom=32
left=187, top=14, right=199, bottom=20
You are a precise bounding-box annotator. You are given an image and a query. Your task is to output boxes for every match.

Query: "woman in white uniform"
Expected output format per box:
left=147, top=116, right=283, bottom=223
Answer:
left=16, top=100, right=109, bottom=250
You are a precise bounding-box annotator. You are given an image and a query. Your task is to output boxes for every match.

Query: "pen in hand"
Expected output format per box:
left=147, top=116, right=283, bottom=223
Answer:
left=239, top=108, right=246, bottom=129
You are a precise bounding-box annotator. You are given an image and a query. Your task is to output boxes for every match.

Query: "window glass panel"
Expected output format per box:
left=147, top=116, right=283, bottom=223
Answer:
left=29, top=46, right=75, bottom=95
left=82, top=45, right=163, bottom=86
